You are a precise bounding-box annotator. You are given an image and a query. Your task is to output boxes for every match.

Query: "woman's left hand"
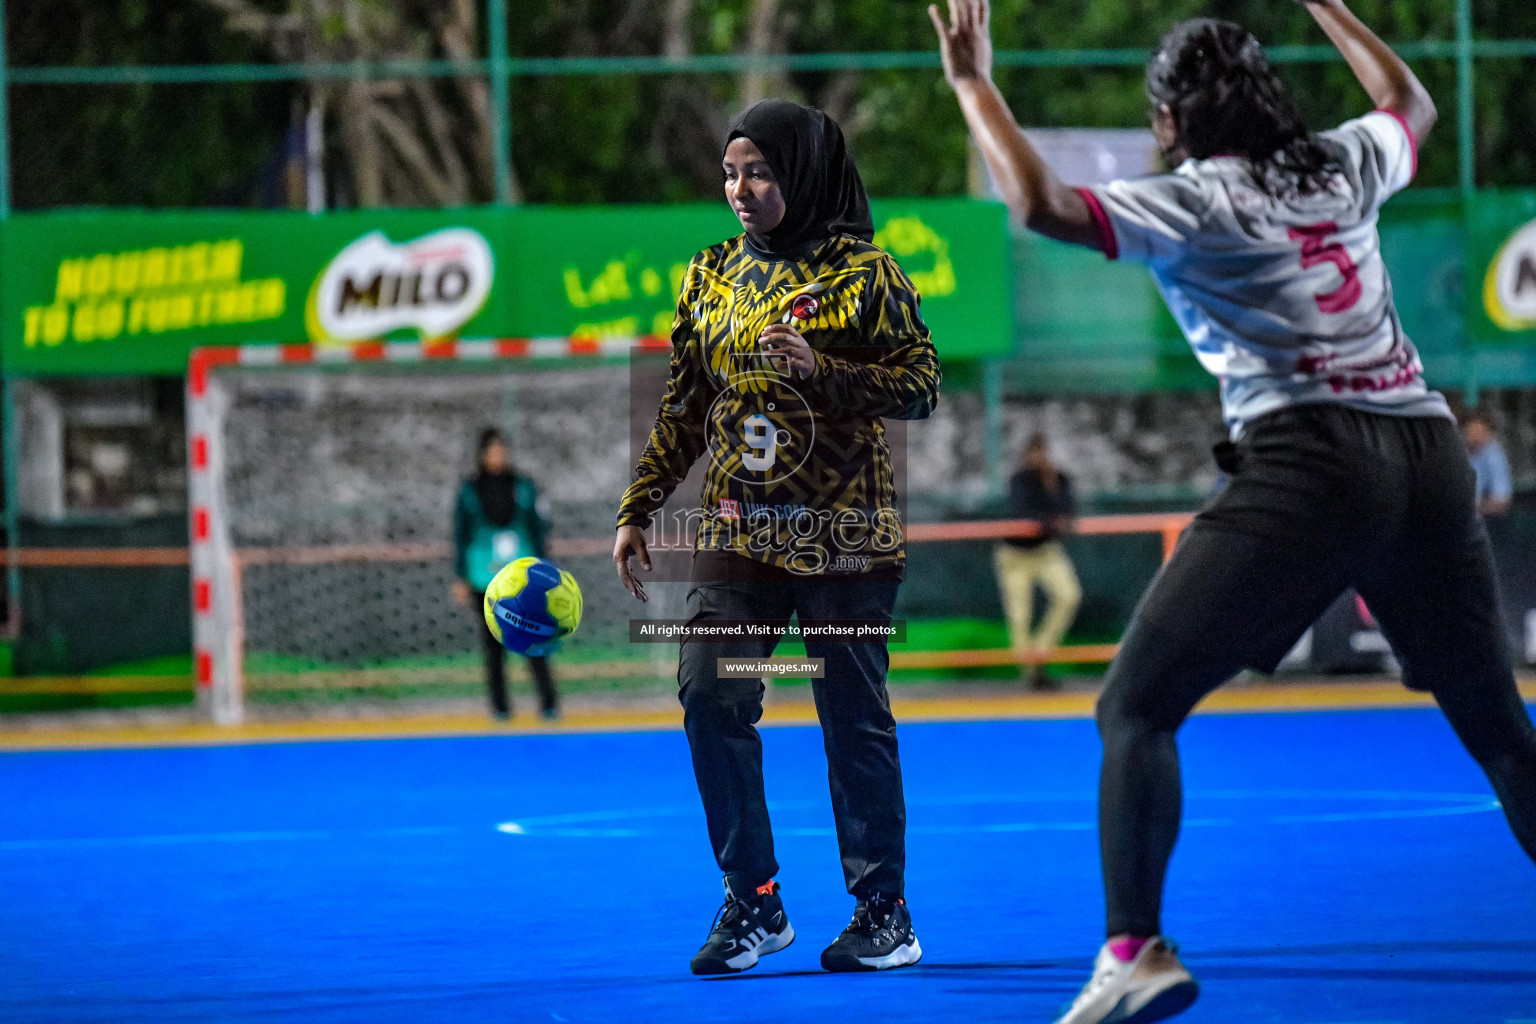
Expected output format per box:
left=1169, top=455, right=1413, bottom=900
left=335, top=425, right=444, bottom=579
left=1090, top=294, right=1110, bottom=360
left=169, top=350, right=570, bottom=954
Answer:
left=758, top=324, right=816, bottom=378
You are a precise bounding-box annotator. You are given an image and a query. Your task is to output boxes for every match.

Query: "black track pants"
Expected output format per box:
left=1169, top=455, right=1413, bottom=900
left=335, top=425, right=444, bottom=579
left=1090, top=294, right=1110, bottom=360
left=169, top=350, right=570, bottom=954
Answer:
left=677, top=574, right=905, bottom=900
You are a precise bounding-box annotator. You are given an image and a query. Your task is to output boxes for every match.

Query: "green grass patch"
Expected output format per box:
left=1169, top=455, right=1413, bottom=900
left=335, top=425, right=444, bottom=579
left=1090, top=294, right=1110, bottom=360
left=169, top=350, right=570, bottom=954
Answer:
left=0, top=691, right=196, bottom=714
left=83, top=654, right=194, bottom=678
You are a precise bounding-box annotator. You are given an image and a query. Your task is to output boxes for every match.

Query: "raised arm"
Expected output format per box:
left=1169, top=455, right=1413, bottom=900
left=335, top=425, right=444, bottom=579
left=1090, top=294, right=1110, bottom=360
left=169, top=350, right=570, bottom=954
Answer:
left=929, top=0, right=1105, bottom=251
left=1302, top=0, right=1437, bottom=143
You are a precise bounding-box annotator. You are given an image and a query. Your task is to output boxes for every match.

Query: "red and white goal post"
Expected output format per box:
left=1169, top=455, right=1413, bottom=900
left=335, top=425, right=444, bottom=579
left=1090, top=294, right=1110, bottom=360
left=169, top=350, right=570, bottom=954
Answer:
left=186, top=336, right=669, bottom=725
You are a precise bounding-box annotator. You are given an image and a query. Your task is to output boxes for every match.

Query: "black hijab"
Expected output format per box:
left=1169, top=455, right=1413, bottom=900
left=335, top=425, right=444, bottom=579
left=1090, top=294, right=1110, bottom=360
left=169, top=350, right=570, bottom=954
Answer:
left=473, top=428, right=518, bottom=528
left=724, top=99, right=874, bottom=256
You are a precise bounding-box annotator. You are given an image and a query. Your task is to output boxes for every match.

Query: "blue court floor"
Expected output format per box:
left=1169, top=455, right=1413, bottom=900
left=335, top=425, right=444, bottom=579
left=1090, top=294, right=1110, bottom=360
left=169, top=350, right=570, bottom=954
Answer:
left=2, top=707, right=1533, bottom=1023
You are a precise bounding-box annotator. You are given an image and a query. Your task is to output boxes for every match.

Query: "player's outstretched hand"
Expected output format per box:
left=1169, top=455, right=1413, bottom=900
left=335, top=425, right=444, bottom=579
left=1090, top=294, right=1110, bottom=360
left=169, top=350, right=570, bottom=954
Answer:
left=614, top=524, right=651, bottom=603
left=929, top=0, right=993, bottom=86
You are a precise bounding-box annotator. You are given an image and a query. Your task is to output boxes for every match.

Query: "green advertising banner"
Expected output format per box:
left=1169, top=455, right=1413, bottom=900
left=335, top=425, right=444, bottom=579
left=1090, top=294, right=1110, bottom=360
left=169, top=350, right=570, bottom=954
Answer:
left=0, top=208, right=508, bottom=375
left=1468, top=190, right=1536, bottom=343
left=509, top=198, right=1009, bottom=360
left=11, top=194, right=1536, bottom=385
left=0, top=199, right=1010, bottom=376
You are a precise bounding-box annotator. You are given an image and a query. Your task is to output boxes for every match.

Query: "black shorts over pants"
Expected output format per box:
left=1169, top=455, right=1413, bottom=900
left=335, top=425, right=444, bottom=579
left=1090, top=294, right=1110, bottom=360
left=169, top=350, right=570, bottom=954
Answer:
left=1120, top=404, right=1507, bottom=692
left=1097, top=404, right=1536, bottom=937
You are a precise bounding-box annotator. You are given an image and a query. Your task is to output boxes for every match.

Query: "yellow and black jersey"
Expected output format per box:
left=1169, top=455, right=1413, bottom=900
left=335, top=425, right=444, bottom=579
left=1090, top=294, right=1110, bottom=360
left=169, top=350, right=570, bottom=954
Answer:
left=617, top=232, right=940, bottom=575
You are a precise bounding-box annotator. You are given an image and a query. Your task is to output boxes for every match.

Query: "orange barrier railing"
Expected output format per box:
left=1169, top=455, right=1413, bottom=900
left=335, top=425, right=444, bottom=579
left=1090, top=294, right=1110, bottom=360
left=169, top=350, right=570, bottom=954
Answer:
left=10, top=513, right=1196, bottom=568
left=906, top=512, right=1194, bottom=561
left=17, top=547, right=192, bottom=567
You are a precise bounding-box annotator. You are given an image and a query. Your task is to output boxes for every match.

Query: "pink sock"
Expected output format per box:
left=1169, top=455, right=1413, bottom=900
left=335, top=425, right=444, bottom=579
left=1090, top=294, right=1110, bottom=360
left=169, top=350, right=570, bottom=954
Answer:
left=1108, top=936, right=1150, bottom=962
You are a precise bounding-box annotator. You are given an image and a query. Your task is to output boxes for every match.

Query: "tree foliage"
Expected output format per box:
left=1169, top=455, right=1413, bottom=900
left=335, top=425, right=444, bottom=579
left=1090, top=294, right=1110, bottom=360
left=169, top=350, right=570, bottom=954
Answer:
left=197, top=0, right=498, bottom=207
left=6, top=0, right=1535, bottom=208
left=9, top=0, right=290, bottom=209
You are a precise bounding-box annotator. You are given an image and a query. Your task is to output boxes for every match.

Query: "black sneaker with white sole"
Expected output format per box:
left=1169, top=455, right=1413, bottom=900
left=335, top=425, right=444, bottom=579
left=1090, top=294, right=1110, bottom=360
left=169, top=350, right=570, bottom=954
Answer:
left=689, top=880, right=795, bottom=976
left=820, top=894, right=922, bottom=972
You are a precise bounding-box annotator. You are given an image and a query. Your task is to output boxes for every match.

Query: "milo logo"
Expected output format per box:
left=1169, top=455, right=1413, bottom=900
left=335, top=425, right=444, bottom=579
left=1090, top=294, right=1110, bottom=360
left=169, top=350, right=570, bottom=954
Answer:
left=306, top=227, right=493, bottom=343
left=1485, top=217, right=1536, bottom=332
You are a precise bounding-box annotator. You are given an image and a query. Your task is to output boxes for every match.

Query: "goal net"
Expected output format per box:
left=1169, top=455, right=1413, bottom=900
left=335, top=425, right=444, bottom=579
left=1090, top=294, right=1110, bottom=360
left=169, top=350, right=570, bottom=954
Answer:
left=187, top=342, right=687, bottom=724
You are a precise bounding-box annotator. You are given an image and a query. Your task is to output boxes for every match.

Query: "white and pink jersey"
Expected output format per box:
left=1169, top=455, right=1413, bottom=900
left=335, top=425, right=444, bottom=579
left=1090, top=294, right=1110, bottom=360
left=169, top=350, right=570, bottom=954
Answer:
left=1081, top=110, right=1451, bottom=436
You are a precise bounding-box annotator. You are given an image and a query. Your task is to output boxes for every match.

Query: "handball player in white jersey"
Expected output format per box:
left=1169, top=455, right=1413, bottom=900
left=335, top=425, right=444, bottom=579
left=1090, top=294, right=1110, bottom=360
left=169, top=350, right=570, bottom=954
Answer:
left=933, top=1, right=1536, bottom=1022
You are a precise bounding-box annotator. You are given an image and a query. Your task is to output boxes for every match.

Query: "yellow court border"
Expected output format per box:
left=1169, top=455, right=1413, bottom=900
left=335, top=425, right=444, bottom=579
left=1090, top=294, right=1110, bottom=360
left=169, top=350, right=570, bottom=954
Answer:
left=3, top=679, right=1534, bottom=753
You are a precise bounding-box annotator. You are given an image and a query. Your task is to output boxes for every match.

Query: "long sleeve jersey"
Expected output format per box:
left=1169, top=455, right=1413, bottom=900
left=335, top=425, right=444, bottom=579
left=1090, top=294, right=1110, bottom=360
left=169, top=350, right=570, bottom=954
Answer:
left=616, top=232, right=940, bottom=576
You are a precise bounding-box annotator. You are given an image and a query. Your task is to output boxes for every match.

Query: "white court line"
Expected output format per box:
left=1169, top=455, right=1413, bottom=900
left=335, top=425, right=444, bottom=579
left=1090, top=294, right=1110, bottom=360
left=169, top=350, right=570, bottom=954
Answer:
left=0, top=830, right=333, bottom=850
left=1266, top=802, right=1502, bottom=824
left=494, top=791, right=1501, bottom=839
left=0, top=824, right=457, bottom=852
left=8, top=792, right=1500, bottom=849
left=1193, top=788, right=1499, bottom=803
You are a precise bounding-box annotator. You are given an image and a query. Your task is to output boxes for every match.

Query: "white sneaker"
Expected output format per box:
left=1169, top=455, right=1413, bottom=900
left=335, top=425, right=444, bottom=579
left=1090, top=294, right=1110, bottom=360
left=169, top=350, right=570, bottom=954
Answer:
left=1052, top=937, right=1199, bottom=1024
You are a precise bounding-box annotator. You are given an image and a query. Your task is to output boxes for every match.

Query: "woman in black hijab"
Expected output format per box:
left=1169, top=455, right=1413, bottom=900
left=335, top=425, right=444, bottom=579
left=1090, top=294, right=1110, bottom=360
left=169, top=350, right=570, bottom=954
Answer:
left=613, top=99, right=941, bottom=977
left=721, top=98, right=874, bottom=255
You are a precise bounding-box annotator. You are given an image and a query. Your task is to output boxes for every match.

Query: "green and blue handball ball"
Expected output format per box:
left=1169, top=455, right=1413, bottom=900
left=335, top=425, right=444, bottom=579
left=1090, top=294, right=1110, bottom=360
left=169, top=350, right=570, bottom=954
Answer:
left=483, top=557, right=583, bottom=656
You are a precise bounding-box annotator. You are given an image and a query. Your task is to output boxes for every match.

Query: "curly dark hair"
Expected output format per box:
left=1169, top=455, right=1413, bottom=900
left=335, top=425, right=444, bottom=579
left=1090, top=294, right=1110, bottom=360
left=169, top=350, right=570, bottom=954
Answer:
left=1147, top=18, right=1343, bottom=196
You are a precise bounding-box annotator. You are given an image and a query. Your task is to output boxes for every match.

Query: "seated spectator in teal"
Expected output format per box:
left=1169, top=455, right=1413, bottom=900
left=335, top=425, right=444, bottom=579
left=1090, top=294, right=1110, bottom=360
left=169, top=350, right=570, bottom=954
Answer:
left=1464, top=411, right=1513, bottom=518
left=452, top=427, right=559, bottom=720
